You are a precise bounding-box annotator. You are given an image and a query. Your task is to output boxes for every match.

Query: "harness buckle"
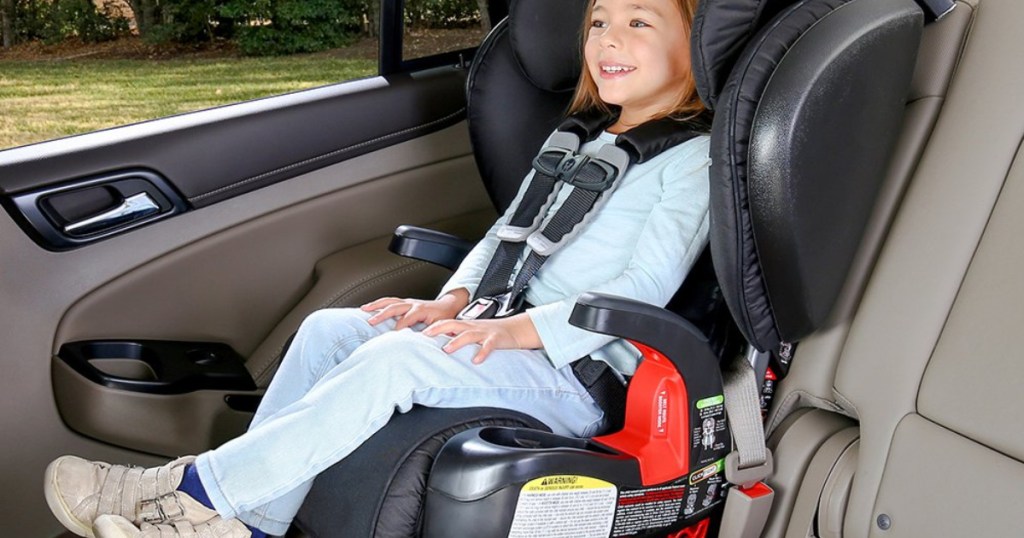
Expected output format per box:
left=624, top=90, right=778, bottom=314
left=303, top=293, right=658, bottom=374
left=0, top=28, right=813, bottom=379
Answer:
left=531, top=147, right=575, bottom=178
left=562, top=158, right=619, bottom=192
left=456, top=291, right=524, bottom=321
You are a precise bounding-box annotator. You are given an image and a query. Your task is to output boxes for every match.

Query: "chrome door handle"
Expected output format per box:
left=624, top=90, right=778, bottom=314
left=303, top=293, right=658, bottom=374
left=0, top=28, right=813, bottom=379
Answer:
left=64, top=192, right=161, bottom=235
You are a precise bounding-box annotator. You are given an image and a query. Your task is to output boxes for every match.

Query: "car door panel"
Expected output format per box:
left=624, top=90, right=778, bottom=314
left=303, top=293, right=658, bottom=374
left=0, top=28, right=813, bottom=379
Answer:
left=0, top=63, right=491, bottom=536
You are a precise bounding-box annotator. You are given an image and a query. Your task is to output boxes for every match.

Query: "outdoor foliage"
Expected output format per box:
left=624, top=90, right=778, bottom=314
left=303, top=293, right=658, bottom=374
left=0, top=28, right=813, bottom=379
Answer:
left=405, top=0, right=479, bottom=29
left=220, top=0, right=364, bottom=55
left=2, top=0, right=483, bottom=54
left=10, top=0, right=129, bottom=44
left=142, top=0, right=236, bottom=44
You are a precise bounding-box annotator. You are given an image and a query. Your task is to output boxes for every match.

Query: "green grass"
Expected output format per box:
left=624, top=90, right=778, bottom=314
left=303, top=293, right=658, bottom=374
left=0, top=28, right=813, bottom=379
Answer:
left=0, top=56, right=377, bottom=150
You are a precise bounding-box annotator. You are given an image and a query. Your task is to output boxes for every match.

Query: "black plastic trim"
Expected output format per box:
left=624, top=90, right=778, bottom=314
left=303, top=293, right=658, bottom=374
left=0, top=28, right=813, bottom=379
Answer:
left=58, top=340, right=257, bottom=395
left=389, top=224, right=473, bottom=270
left=380, top=0, right=404, bottom=75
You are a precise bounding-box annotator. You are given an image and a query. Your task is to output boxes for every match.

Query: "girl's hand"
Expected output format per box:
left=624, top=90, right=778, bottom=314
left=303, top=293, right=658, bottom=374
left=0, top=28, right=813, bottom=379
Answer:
left=361, top=289, right=469, bottom=330
left=423, top=314, right=542, bottom=365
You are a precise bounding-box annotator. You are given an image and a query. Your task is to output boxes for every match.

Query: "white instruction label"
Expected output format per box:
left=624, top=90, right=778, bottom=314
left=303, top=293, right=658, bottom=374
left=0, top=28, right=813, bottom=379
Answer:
left=508, top=476, right=618, bottom=538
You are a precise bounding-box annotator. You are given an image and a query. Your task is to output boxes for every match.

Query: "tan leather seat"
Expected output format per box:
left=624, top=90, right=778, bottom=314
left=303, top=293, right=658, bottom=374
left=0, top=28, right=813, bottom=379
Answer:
left=765, top=0, right=1024, bottom=535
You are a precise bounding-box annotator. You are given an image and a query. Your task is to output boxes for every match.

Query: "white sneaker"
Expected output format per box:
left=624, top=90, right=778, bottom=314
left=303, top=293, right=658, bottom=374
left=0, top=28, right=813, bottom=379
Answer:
left=93, top=514, right=252, bottom=538
left=44, top=455, right=216, bottom=537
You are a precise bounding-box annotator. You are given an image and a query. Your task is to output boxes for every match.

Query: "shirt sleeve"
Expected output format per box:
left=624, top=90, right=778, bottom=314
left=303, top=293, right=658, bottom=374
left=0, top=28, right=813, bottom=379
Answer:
left=527, top=138, right=712, bottom=368
left=436, top=168, right=539, bottom=300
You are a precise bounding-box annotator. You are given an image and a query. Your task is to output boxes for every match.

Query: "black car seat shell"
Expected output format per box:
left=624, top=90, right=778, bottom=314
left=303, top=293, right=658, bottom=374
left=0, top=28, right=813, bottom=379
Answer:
left=294, top=0, right=931, bottom=535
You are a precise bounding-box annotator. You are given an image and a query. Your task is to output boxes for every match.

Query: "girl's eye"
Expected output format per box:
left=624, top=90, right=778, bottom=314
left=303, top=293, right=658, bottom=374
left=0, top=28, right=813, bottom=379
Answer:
left=590, top=20, right=607, bottom=29
left=630, top=20, right=649, bottom=28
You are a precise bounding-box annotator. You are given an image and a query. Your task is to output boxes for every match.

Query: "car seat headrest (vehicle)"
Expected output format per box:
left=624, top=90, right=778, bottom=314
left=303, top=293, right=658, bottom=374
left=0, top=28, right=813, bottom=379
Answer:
left=708, top=0, right=924, bottom=352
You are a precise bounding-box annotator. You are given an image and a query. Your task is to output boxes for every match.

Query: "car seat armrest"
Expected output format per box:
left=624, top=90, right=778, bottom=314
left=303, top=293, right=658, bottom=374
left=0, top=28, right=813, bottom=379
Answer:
left=570, top=292, right=720, bottom=379
left=388, top=225, right=474, bottom=271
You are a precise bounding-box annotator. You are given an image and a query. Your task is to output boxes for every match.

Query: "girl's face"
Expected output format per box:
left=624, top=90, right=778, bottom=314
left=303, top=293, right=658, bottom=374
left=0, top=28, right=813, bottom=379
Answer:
left=584, top=0, right=691, bottom=126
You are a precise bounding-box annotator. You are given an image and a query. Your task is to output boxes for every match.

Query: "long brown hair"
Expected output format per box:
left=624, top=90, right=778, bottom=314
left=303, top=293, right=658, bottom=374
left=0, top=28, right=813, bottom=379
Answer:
left=567, top=0, right=705, bottom=122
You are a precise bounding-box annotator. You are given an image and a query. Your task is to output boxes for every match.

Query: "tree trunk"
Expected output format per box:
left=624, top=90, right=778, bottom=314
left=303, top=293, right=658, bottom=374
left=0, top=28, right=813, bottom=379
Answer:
left=141, top=0, right=158, bottom=34
left=1, top=0, right=13, bottom=49
left=366, top=0, right=379, bottom=38
left=477, top=0, right=491, bottom=32
left=127, top=0, right=161, bottom=36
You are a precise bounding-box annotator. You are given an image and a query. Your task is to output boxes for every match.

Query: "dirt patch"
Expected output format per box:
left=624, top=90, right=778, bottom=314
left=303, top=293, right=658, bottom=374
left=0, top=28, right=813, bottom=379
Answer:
left=0, top=28, right=487, bottom=62
left=0, top=37, right=241, bottom=61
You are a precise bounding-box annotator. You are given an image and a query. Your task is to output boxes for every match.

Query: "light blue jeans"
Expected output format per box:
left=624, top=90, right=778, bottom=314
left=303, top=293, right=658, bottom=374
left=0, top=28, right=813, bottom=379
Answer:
left=193, top=308, right=606, bottom=535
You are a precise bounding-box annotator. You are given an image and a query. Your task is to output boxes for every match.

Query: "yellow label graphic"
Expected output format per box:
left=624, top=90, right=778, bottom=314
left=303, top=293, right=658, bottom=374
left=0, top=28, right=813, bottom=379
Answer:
left=522, top=475, right=615, bottom=492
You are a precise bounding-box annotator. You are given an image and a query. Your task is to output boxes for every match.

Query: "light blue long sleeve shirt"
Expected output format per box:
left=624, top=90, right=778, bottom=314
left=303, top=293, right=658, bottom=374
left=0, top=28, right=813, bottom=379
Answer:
left=439, top=131, right=711, bottom=375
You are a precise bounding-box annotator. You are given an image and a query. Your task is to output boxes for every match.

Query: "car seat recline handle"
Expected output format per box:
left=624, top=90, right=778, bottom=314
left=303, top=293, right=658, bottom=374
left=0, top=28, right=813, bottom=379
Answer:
left=570, top=292, right=729, bottom=486
left=570, top=292, right=721, bottom=380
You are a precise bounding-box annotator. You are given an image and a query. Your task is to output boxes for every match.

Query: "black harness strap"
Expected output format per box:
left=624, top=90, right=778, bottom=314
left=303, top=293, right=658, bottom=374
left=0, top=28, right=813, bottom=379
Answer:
left=474, top=139, right=575, bottom=300
left=458, top=113, right=708, bottom=427
left=464, top=114, right=707, bottom=321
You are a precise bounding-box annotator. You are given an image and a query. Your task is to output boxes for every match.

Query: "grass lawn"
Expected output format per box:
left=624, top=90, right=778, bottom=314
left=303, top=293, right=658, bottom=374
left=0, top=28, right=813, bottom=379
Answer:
left=0, top=56, right=377, bottom=150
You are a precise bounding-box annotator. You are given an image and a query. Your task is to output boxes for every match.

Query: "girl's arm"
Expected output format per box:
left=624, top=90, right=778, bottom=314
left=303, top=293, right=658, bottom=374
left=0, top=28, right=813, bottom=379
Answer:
left=529, top=140, right=712, bottom=368
left=424, top=138, right=712, bottom=366
left=364, top=145, right=547, bottom=329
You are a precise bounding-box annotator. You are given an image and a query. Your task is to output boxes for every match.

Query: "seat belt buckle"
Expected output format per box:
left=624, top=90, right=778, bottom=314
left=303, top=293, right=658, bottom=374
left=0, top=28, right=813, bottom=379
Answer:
left=718, top=481, right=775, bottom=538
left=456, top=291, right=522, bottom=321
left=724, top=449, right=773, bottom=489
left=719, top=449, right=774, bottom=538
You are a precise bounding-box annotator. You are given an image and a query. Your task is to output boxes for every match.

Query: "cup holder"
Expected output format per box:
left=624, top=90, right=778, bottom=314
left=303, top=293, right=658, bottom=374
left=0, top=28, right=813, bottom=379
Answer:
left=58, top=340, right=256, bottom=394
left=478, top=426, right=615, bottom=454
left=87, top=358, right=159, bottom=382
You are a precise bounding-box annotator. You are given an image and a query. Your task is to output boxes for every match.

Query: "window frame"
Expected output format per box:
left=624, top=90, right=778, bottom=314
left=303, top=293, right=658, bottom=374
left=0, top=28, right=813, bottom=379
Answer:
left=380, top=0, right=509, bottom=75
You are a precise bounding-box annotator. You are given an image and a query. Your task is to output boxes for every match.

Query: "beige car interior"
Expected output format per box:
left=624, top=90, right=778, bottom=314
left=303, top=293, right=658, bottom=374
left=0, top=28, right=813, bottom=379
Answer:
left=4, top=0, right=1020, bottom=536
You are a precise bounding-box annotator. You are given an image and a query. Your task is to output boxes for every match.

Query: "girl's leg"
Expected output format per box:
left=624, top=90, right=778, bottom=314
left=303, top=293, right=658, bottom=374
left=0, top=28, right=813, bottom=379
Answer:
left=195, top=328, right=605, bottom=535
left=233, top=307, right=395, bottom=530
left=248, top=307, right=393, bottom=428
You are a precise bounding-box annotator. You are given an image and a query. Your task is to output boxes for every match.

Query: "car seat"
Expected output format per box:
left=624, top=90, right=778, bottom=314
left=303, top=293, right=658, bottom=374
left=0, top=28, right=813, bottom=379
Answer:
left=293, top=0, right=937, bottom=536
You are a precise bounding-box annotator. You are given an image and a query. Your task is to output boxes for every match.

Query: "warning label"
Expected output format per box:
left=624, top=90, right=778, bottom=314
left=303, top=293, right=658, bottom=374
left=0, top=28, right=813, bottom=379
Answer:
left=509, top=476, right=617, bottom=538
left=611, top=483, right=687, bottom=536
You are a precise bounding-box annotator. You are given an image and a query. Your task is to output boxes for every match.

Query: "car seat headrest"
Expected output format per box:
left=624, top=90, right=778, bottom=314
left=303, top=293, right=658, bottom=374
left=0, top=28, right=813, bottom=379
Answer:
left=508, top=0, right=588, bottom=92
left=709, top=0, right=924, bottom=351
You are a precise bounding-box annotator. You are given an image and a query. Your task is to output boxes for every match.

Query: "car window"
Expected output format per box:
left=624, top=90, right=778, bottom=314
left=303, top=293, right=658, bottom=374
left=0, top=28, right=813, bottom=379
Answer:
left=0, top=0, right=506, bottom=151
left=402, top=0, right=495, bottom=63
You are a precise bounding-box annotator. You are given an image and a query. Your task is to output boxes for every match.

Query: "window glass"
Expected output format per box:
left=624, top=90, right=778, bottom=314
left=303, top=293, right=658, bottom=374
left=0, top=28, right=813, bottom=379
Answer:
left=0, top=0, right=382, bottom=150
left=401, top=0, right=493, bottom=62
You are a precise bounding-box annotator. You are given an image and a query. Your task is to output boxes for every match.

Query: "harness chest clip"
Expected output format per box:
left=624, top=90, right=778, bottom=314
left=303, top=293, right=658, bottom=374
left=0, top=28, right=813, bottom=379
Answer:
left=456, top=291, right=524, bottom=321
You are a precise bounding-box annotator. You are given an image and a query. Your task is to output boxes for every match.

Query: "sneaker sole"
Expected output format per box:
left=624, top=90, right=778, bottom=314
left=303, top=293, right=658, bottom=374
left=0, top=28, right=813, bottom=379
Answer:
left=44, top=456, right=95, bottom=538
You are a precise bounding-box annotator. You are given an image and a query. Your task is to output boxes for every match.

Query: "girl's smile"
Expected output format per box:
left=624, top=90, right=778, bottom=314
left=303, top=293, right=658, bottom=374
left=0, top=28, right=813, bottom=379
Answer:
left=585, top=0, right=692, bottom=132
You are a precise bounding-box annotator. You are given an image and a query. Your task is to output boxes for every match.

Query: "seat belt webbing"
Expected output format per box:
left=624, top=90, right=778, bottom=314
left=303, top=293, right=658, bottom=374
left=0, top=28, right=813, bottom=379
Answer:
left=719, top=349, right=775, bottom=538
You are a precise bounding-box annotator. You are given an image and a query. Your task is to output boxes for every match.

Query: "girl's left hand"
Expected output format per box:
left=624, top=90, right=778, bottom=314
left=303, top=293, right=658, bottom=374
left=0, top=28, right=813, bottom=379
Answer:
left=423, top=315, right=539, bottom=365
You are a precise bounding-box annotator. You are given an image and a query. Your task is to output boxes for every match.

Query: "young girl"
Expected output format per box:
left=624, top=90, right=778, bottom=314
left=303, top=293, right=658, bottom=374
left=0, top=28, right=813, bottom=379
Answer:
left=45, top=0, right=710, bottom=536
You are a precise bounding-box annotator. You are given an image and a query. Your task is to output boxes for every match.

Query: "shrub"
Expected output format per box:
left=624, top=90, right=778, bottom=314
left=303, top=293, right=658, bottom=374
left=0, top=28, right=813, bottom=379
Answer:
left=220, top=0, right=363, bottom=55
left=405, top=0, right=479, bottom=29
left=13, top=0, right=129, bottom=44
left=140, top=0, right=238, bottom=45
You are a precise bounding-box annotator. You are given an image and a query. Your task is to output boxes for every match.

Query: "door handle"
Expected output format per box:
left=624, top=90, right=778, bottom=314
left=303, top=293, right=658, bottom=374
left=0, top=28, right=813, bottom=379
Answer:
left=63, top=192, right=161, bottom=236
left=7, top=169, right=189, bottom=250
